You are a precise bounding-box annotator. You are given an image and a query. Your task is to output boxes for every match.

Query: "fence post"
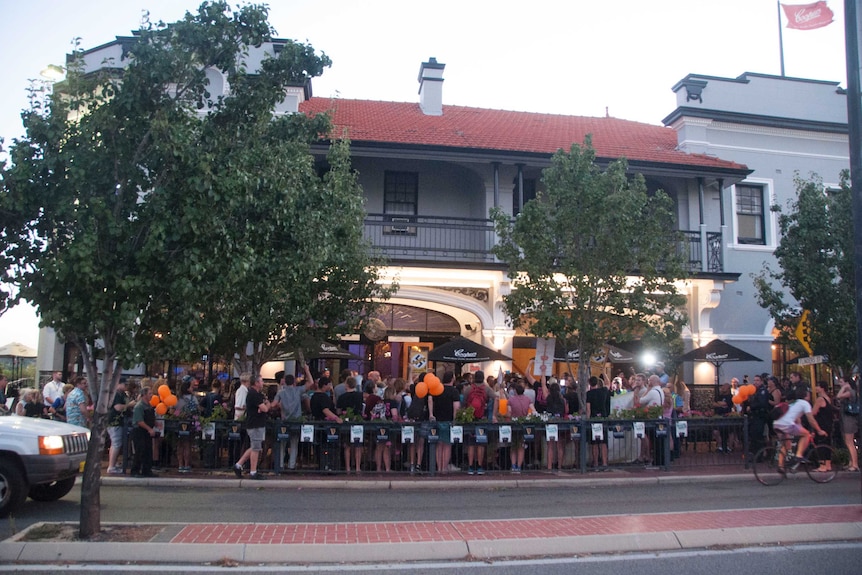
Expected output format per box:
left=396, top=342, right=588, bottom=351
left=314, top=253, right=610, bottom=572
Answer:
left=662, top=419, right=671, bottom=471
left=579, top=423, right=588, bottom=473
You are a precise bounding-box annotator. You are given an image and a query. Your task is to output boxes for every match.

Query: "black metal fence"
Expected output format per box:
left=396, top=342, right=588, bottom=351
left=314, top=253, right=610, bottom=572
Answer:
left=113, top=416, right=759, bottom=475
left=362, top=214, right=723, bottom=272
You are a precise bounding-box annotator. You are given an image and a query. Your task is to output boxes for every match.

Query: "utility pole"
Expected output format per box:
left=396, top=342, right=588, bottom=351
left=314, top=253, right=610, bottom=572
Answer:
left=843, top=0, right=862, bottom=502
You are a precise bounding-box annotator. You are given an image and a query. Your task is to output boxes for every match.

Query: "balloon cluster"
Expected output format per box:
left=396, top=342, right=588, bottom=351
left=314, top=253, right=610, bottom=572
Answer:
left=150, top=384, right=178, bottom=415
left=732, top=384, right=757, bottom=404
left=414, top=373, right=444, bottom=398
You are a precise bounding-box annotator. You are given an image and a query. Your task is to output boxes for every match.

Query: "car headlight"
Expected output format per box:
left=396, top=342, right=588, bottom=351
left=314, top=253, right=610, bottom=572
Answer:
left=39, top=435, right=65, bottom=455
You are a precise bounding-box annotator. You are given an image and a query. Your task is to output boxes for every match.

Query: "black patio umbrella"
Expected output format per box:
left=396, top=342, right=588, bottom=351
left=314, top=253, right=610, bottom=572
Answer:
left=427, top=337, right=511, bottom=364
left=553, top=343, right=637, bottom=364
left=277, top=341, right=363, bottom=361
left=675, top=339, right=763, bottom=386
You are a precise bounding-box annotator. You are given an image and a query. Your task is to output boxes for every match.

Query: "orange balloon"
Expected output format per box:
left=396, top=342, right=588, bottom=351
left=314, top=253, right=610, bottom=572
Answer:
left=424, top=374, right=443, bottom=396
left=163, top=394, right=178, bottom=407
left=744, top=384, right=756, bottom=395
left=155, top=402, right=168, bottom=415
left=150, top=395, right=160, bottom=407
left=415, top=381, right=429, bottom=398
left=158, top=384, right=171, bottom=400
left=498, top=398, right=509, bottom=415
left=732, top=394, right=744, bottom=404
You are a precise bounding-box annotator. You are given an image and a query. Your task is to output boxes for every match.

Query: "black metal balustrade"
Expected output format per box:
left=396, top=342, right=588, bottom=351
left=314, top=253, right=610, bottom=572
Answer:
left=116, top=417, right=758, bottom=475
left=364, top=214, right=723, bottom=272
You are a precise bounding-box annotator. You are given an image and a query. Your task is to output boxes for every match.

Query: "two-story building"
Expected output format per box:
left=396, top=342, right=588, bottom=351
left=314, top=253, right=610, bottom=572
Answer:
left=38, top=34, right=847, bottom=384
left=297, top=59, right=754, bottom=380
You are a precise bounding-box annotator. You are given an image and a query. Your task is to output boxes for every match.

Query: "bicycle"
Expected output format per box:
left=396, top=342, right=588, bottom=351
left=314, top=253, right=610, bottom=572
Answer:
left=752, top=433, right=839, bottom=486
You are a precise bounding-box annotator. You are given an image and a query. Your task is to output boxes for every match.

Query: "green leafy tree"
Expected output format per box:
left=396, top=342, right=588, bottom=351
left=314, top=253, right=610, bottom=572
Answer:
left=182, top=138, right=393, bottom=375
left=0, top=2, right=386, bottom=537
left=491, top=138, right=688, bottom=410
left=754, top=172, right=856, bottom=372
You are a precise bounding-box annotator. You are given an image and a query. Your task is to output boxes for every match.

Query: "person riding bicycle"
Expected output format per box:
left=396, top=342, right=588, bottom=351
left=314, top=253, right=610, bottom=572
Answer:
left=773, top=385, right=827, bottom=471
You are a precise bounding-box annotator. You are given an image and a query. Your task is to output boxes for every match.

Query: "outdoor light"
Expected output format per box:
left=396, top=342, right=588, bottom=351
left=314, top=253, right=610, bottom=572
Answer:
left=40, top=64, right=66, bottom=82
left=642, top=351, right=657, bottom=367
left=493, top=334, right=506, bottom=350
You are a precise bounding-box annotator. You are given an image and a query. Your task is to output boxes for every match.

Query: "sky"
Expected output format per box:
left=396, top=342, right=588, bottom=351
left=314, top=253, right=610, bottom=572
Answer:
left=0, top=0, right=849, bottom=349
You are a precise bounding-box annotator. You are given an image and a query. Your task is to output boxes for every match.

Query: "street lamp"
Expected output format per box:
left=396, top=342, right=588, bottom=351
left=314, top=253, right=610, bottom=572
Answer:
left=40, top=64, right=65, bottom=82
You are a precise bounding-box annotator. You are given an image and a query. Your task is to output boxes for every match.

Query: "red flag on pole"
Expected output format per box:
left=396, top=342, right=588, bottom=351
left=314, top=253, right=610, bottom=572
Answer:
left=781, top=2, right=835, bottom=30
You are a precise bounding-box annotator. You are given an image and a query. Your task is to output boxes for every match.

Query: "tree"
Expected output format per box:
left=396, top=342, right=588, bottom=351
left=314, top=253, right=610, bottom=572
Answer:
left=182, top=138, right=394, bottom=375
left=754, top=172, right=856, bottom=373
left=0, top=2, right=386, bottom=537
left=491, top=138, right=688, bottom=410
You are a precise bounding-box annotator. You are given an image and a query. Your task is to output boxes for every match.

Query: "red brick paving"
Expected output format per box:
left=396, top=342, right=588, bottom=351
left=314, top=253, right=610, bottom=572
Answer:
left=171, top=505, right=862, bottom=545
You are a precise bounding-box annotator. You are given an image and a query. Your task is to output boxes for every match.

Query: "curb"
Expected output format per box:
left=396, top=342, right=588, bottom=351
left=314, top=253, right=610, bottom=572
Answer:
left=3, top=521, right=861, bottom=565
left=99, top=472, right=756, bottom=490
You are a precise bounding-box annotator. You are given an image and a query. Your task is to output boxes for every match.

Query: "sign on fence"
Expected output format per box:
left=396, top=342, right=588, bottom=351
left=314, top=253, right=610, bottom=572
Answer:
left=301, top=424, right=314, bottom=442
left=451, top=425, right=463, bottom=444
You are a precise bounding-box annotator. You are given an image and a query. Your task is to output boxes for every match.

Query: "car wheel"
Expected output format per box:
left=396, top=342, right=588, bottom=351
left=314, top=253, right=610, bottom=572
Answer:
left=28, top=477, right=77, bottom=502
left=0, top=458, right=28, bottom=517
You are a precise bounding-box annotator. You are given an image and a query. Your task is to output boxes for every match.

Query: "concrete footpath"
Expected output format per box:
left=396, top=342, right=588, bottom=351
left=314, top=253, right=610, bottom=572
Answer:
left=2, top=472, right=862, bottom=565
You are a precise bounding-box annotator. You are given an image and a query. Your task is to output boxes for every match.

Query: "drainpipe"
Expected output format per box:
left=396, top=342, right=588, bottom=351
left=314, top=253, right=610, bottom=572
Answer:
left=516, top=163, right=524, bottom=214
left=698, top=177, right=707, bottom=272
left=718, top=178, right=726, bottom=273
left=493, top=162, right=500, bottom=209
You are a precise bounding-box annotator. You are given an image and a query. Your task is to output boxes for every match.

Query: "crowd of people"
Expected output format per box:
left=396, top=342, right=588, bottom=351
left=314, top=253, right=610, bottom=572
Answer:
left=2, top=363, right=858, bottom=477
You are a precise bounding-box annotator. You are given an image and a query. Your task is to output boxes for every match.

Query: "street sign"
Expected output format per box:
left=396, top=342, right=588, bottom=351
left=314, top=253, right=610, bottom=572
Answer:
left=795, top=310, right=813, bottom=355
left=797, top=354, right=828, bottom=366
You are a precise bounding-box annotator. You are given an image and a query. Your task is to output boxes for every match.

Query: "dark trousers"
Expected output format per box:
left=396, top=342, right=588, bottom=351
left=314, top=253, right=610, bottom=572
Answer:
left=131, top=427, right=153, bottom=476
left=750, top=414, right=769, bottom=454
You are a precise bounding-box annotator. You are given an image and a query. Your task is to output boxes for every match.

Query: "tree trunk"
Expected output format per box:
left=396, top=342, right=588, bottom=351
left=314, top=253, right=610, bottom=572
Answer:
left=77, top=346, right=120, bottom=539
left=576, top=352, right=590, bottom=417
left=78, top=423, right=104, bottom=538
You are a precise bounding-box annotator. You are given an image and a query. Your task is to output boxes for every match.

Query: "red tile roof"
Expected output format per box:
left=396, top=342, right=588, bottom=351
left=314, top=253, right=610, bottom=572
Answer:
left=299, top=98, right=746, bottom=172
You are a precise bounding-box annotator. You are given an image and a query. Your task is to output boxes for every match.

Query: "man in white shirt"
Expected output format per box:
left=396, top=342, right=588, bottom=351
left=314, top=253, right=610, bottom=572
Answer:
left=635, top=375, right=664, bottom=408
left=234, top=373, right=251, bottom=420
left=634, top=375, right=664, bottom=465
left=43, top=371, right=65, bottom=408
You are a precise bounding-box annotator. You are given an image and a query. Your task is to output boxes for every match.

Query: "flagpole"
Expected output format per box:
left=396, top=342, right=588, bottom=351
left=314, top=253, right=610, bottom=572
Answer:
left=778, top=1, right=786, bottom=76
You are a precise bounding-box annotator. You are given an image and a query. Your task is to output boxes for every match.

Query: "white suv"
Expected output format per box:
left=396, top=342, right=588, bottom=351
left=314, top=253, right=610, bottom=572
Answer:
left=0, top=413, right=90, bottom=517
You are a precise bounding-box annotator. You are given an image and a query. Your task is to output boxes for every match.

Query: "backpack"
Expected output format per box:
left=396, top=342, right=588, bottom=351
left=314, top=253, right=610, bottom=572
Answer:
left=770, top=401, right=789, bottom=421
left=407, top=395, right=427, bottom=421
left=466, top=385, right=487, bottom=417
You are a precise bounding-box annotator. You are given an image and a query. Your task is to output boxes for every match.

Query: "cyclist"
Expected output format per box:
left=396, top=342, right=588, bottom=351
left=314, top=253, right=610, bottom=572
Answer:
left=773, top=385, right=827, bottom=471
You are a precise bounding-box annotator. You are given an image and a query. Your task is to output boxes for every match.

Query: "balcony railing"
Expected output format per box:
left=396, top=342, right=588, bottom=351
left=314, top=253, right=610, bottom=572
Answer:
left=364, top=214, right=723, bottom=272
left=364, top=214, right=498, bottom=265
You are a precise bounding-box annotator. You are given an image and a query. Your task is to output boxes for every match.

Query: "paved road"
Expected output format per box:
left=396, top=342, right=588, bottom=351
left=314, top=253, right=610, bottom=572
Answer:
left=2, top=542, right=861, bottom=574
left=5, top=473, right=858, bottom=531
left=2, top=474, right=859, bottom=570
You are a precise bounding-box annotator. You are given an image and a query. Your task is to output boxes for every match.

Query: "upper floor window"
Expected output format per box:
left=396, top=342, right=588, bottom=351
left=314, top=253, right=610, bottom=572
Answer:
left=384, top=171, right=418, bottom=216
left=736, top=184, right=766, bottom=245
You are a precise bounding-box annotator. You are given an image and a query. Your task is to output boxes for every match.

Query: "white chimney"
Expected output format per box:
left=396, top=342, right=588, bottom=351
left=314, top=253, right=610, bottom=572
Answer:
left=418, top=57, right=445, bottom=116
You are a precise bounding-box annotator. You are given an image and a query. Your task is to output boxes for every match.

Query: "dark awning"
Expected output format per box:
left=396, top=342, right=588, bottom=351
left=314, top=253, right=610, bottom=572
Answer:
left=427, top=337, right=511, bottom=364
